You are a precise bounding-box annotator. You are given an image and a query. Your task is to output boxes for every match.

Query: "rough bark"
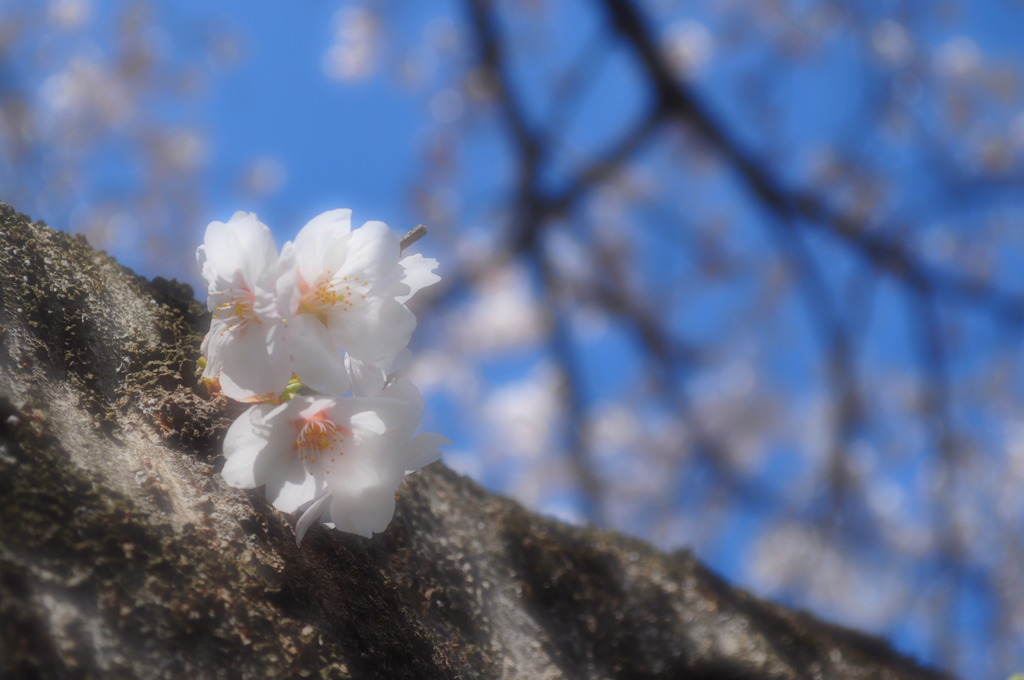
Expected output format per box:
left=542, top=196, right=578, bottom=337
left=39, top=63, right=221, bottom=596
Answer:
left=0, top=202, right=951, bottom=680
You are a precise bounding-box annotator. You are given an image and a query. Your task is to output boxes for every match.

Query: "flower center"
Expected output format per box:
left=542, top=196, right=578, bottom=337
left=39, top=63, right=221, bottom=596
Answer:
left=297, top=271, right=365, bottom=322
left=211, top=287, right=256, bottom=333
left=292, top=410, right=353, bottom=468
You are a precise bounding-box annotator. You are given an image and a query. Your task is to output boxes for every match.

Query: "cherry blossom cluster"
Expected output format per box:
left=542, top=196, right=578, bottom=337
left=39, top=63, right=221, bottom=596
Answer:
left=197, top=209, right=447, bottom=542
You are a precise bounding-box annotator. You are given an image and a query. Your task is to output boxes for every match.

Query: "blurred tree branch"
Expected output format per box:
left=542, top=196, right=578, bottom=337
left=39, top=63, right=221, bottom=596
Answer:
left=439, top=2, right=1024, bottom=674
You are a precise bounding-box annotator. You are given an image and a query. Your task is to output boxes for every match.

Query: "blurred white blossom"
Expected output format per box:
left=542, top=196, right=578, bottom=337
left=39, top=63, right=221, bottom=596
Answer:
left=870, top=20, right=912, bottom=65
left=322, top=7, right=380, bottom=81
left=42, top=56, right=133, bottom=126
left=429, top=88, right=464, bottom=123
left=239, top=156, right=287, bottom=197
left=483, top=366, right=562, bottom=461
left=748, top=523, right=903, bottom=629
left=936, top=36, right=981, bottom=80
left=451, top=264, right=545, bottom=354
left=48, top=0, right=91, bottom=29
left=663, top=20, right=714, bottom=79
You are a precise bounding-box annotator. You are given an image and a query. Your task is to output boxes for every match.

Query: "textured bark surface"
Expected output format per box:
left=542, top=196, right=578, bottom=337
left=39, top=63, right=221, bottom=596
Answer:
left=0, top=202, right=952, bottom=680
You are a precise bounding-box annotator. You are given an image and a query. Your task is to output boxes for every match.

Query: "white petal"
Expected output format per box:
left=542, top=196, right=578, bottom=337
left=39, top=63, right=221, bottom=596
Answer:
left=196, top=243, right=211, bottom=284
left=199, top=220, right=238, bottom=286
left=349, top=409, right=388, bottom=437
left=377, top=379, right=424, bottom=441
left=251, top=283, right=283, bottom=322
left=345, top=350, right=412, bottom=397
left=267, top=473, right=322, bottom=514
left=218, top=320, right=292, bottom=401
left=229, top=212, right=279, bottom=285
left=344, top=355, right=387, bottom=397
left=402, top=432, right=450, bottom=473
left=286, top=314, right=351, bottom=395
left=297, top=396, right=340, bottom=420
left=200, top=319, right=232, bottom=377
left=221, top=404, right=294, bottom=488
left=335, top=380, right=422, bottom=443
left=336, top=495, right=396, bottom=538
left=395, top=254, right=440, bottom=304
left=387, top=348, right=412, bottom=374
left=201, top=212, right=277, bottom=291
left=294, top=493, right=332, bottom=545
left=293, top=209, right=352, bottom=284
left=332, top=426, right=405, bottom=494
left=380, top=377, right=423, bottom=409
left=329, top=471, right=399, bottom=538
left=221, top=406, right=270, bottom=488
left=328, top=296, right=416, bottom=363
left=274, top=242, right=302, bottom=315
left=337, top=221, right=402, bottom=291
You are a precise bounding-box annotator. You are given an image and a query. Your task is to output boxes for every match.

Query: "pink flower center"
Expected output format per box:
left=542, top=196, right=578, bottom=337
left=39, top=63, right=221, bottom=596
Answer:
left=292, top=410, right=353, bottom=468
left=297, top=271, right=366, bottom=322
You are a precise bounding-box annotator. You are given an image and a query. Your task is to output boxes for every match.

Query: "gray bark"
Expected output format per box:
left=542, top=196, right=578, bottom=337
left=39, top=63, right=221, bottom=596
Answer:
left=0, top=202, right=952, bottom=679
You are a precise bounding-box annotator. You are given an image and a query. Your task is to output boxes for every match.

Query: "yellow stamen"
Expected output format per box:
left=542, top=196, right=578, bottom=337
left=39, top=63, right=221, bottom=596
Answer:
left=297, top=273, right=364, bottom=320
left=292, top=411, right=353, bottom=466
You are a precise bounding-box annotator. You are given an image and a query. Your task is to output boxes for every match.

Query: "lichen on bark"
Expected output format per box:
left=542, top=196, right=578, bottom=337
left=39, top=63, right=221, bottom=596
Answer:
left=0, top=203, right=952, bottom=679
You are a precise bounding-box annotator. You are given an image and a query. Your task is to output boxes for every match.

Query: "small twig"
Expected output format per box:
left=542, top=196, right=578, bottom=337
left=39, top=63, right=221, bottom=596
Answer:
left=400, top=224, right=427, bottom=251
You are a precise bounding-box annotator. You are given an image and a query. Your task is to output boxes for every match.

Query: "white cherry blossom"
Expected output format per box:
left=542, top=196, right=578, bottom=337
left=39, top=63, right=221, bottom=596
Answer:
left=197, top=211, right=291, bottom=401
left=220, top=379, right=447, bottom=541
left=200, top=207, right=447, bottom=542
left=275, top=209, right=439, bottom=394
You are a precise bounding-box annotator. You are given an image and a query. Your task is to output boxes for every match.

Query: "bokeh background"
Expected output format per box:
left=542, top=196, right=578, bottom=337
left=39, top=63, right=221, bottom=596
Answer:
left=3, top=0, right=1024, bottom=676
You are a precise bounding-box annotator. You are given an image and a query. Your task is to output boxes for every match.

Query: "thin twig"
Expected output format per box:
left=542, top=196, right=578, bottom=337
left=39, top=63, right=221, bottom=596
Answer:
left=400, top=224, right=427, bottom=251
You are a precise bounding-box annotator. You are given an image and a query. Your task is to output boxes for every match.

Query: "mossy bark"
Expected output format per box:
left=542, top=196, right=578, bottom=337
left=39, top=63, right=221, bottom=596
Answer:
left=0, top=203, right=951, bottom=680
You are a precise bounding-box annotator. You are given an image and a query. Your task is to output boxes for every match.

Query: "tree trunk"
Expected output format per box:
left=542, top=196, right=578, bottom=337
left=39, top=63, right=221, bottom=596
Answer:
left=0, top=203, right=951, bottom=679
